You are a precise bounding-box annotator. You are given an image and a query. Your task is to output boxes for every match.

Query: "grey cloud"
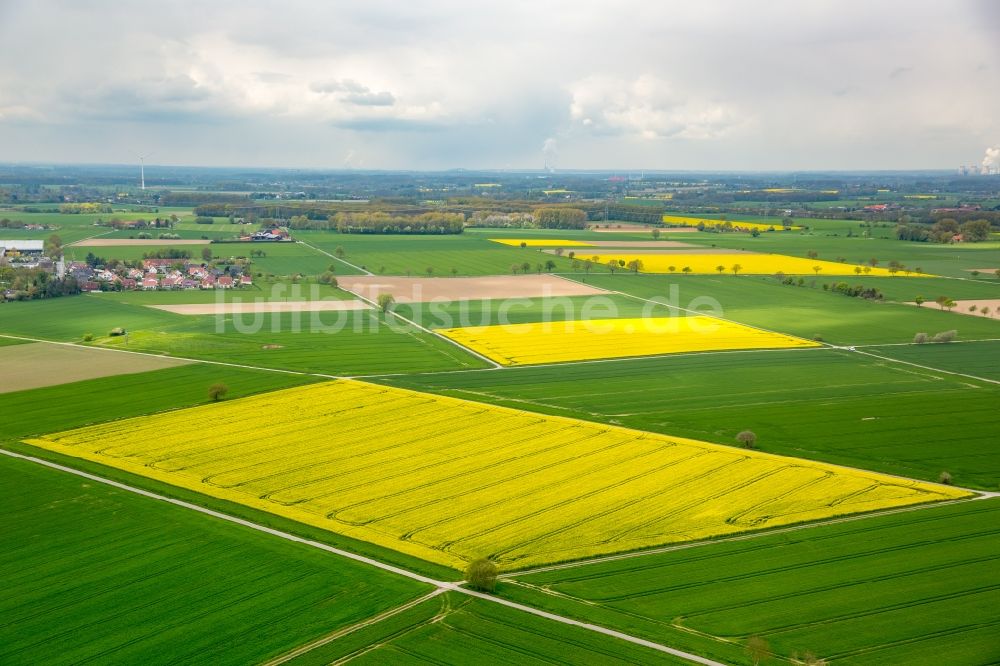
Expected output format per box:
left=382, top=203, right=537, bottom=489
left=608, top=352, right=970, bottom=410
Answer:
left=343, top=91, right=395, bottom=106
left=0, top=0, right=997, bottom=169
left=332, top=116, right=445, bottom=132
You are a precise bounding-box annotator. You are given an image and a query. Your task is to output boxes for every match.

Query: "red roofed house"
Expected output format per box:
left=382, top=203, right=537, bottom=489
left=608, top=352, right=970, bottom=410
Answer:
left=217, top=275, right=234, bottom=288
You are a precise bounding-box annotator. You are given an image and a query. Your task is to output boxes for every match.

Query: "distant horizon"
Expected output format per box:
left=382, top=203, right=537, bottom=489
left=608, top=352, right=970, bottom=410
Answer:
left=0, top=161, right=980, bottom=176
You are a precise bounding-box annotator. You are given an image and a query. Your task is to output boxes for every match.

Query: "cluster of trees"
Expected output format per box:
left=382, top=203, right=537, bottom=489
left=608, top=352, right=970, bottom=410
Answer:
left=467, top=211, right=536, bottom=228
left=97, top=215, right=178, bottom=229
left=0, top=267, right=80, bottom=301
left=331, top=211, right=465, bottom=234
left=913, top=330, right=958, bottom=344
left=141, top=248, right=192, bottom=260
left=58, top=202, right=111, bottom=214
left=583, top=202, right=665, bottom=224
left=510, top=259, right=558, bottom=274
left=534, top=207, right=588, bottom=229
left=0, top=217, right=55, bottom=229
left=896, top=218, right=992, bottom=243
left=824, top=282, right=884, bottom=300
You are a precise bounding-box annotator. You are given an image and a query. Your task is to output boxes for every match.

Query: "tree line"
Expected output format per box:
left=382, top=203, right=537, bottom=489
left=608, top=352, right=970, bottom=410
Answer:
left=896, top=218, right=992, bottom=243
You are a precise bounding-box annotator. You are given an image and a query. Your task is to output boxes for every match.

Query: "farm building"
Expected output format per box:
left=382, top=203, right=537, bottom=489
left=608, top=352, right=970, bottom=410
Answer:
left=0, top=240, right=45, bottom=256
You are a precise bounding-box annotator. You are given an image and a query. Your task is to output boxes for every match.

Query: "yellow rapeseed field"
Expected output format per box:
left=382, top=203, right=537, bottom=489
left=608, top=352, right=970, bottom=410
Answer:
left=26, top=381, right=967, bottom=570
left=662, top=214, right=802, bottom=232
left=438, top=316, right=820, bottom=365
left=491, top=238, right=595, bottom=247
left=582, top=252, right=919, bottom=276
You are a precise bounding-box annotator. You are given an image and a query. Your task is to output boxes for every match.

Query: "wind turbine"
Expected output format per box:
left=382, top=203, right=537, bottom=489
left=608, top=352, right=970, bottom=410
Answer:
left=137, top=154, right=153, bottom=190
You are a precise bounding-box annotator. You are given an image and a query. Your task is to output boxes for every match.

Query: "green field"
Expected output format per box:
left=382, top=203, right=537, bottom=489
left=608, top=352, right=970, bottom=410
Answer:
left=4, top=188, right=999, bottom=665
left=506, top=498, right=1000, bottom=666
left=0, top=364, right=318, bottom=441
left=667, top=222, right=1000, bottom=279
left=393, top=293, right=672, bottom=329
left=0, top=296, right=486, bottom=375
left=0, top=454, right=430, bottom=665
left=864, top=339, right=1000, bottom=381
left=582, top=274, right=1000, bottom=345
left=381, top=349, right=1000, bottom=489
left=302, top=231, right=583, bottom=276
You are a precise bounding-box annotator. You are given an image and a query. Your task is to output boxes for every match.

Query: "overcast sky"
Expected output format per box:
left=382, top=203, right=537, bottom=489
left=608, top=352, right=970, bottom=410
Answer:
left=0, top=0, right=998, bottom=170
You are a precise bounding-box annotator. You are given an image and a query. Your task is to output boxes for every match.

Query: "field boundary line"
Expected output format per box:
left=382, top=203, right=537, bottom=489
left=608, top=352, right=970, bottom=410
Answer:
left=337, top=289, right=504, bottom=370
left=0, top=333, right=343, bottom=380
left=261, top=589, right=447, bottom=666
left=297, top=240, right=373, bottom=275
left=849, top=348, right=1000, bottom=386
left=502, top=494, right=995, bottom=579
left=357, top=337, right=831, bottom=379
left=0, top=448, right=723, bottom=666
left=855, top=338, right=1000, bottom=348
left=66, top=229, right=114, bottom=246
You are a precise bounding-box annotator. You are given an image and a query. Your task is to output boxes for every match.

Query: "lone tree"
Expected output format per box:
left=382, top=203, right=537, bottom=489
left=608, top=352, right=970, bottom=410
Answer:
left=465, top=558, right=499, bottom=592
left=334, top=246, right=346, bottom=259
left=201, top=247, right=213, bottom=262
left=510, top=263, right=520, bottom=275
left=731, top=263, right=742, bottom=276
left=208, top=383, right=229, bottom=402
left=736, top=430, right=757, bottom=449
left=716, top=265, right=725, bottom=275
left=377, top=293, right=396, bottom=313
left=914, top=296, right=925, bottom=307
left=939, top=471, right=953, bottom=485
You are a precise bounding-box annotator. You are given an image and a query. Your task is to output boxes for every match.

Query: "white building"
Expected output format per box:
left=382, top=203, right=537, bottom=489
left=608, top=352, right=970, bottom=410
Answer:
left=0, top=240, right=44, bottom=253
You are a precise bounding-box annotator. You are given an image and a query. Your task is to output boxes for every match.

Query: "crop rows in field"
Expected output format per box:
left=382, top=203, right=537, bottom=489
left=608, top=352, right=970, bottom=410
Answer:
left=511, top=499, right=1000, bottom=665
left=26, top=380, right=968, bottom=570
left=438, top=316, right=820, bottom=365
left=0, top=455, right=427, bottom=666
left=279, top=592, right=685, bottom=666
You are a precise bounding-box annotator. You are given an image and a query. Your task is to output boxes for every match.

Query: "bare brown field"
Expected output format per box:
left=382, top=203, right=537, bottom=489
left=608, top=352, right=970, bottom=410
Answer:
left=147, top=300, right=371, bottom=315
left=907, top=298, right=1000, bottom=318
left=963, top=268, right=1000, bottom=273
left=71, top=238, right=212, bottom=247
left=0, top=342, right=190, bottom=393
left=341, top=274, right=610, bottom=303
